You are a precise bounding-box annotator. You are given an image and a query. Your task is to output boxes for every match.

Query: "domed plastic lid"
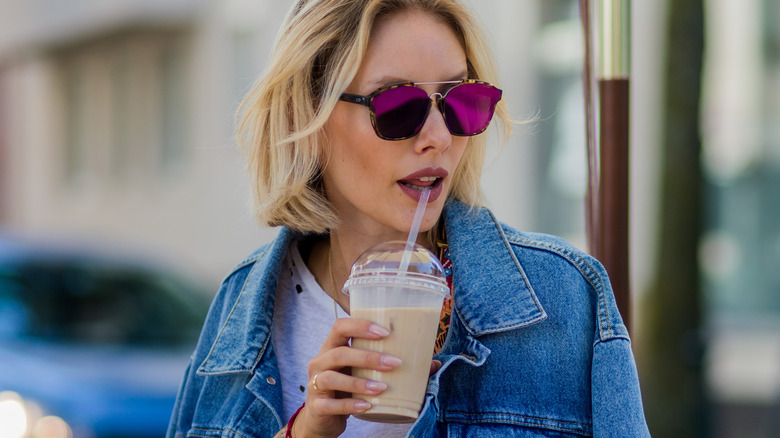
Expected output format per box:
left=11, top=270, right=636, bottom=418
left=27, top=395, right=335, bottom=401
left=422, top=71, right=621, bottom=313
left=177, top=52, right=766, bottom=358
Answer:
left=342, top=241, right=449, bottom=297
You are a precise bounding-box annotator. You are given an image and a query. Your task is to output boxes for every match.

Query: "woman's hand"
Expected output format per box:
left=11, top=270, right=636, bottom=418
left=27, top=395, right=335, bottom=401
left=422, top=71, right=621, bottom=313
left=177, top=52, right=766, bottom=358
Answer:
left=291, top=317, right=399, bottom=438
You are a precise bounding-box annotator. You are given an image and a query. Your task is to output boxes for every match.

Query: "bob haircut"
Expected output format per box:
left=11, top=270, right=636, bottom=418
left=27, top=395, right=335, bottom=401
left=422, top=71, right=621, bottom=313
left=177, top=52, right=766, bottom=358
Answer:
left=236, top=0, right=512, bottom=233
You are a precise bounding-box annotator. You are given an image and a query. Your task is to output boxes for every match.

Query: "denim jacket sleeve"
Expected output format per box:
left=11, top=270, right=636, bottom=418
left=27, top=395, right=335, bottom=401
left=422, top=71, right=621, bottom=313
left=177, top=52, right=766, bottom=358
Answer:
left=584, top=240, right=649, bottom=436
left=508, top=230, right=651, bottom=438
left=592, top=337, right=649, bottom=436
left=166, top=237, right=290, bottom=438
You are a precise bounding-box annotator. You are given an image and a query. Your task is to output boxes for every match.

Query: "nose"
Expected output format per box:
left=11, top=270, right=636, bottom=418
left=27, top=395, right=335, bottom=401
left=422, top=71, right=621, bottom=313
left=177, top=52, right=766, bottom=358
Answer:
left=412, top=96, right=451, bottom=154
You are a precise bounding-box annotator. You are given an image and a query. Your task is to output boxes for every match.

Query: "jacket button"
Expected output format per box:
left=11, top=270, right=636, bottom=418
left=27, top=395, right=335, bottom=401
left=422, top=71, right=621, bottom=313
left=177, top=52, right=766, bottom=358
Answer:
left=267, top=377, right=277, bottom=385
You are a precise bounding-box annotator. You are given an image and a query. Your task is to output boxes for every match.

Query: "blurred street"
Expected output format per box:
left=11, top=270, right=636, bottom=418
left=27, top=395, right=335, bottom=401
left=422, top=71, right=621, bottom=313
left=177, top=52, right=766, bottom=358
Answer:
left=0, top=1, right=778, bottom=437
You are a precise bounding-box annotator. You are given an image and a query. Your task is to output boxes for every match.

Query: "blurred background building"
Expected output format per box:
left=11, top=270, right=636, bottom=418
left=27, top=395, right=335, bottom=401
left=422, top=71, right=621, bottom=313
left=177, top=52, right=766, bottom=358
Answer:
left=0, top=0, right=777, bottom=437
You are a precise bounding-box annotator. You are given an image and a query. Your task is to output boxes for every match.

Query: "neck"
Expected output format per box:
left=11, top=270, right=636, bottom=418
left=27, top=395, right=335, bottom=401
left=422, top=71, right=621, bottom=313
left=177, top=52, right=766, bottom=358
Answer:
left=325, top=231, right=382, bottom=314
left=304, top=223, right=441, bottom=315
left=330, top=226, right=435, bottom=268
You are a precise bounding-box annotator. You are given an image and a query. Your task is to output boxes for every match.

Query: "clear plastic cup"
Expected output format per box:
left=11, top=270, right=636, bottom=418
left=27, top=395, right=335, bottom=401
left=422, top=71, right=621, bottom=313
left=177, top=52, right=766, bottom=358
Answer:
left=343, top=241, right=449, bottom=423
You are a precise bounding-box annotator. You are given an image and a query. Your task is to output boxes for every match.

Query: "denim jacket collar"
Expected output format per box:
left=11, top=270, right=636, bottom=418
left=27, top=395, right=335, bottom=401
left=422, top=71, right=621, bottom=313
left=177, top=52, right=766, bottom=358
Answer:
left=442, top=200, right=546, bottom=336
left=199, top=199, right=546, bottom=374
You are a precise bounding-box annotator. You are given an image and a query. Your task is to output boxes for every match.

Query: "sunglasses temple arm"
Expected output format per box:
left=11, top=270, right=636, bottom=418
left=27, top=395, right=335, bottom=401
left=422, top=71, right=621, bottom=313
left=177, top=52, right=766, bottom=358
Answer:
left=338, top=93, right=371, bottom=107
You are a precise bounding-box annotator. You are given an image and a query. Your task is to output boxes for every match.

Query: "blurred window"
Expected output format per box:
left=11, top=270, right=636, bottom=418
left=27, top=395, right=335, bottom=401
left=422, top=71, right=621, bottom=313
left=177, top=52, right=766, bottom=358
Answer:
left=59, top=30, right=191, bottom=187
left=531, top=0, right=587, bottom=245
left=701, top=0, right=780, bottom=319
left=160, top=39, right=190, bottom=174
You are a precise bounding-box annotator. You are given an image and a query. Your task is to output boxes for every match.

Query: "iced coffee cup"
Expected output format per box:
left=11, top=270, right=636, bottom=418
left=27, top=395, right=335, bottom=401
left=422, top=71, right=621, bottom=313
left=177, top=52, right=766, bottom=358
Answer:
left=343, top=241, right=449, bottom=423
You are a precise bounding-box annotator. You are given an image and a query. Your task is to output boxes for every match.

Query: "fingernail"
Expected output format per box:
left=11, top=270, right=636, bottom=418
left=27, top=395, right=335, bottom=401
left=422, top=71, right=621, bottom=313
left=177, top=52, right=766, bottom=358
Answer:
left=355, top=401, right=372, bottom=412
left=366, top=381, right=388, bottom=392
left=369, top=324, right=390, bottom=337
left=381, top=355, right=402, bottom=367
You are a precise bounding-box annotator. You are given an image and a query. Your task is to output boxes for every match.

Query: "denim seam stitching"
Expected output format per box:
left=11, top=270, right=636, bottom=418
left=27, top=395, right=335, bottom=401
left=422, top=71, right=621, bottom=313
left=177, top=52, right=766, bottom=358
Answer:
left=593, top=334, right=631, bottom=349
left=249, top=332, right=274, bottom=374
left=503, top=232, right=617, bottom=340
left=488, top=210, right=547, bottom=316
left=444, top=411, right=593, bottom=436
left=177, top=426, right=222, bottom=437
left=219, top=247, right=269, bottom=284
left=452, top=210, right=547, bottom=336
left=178, top=427, right=251, bottom=438
left=198, top=245, right=271, bottom=374
left=453, top=287, right=547, bottom=337
left=224, top=428, right=251, bottom=438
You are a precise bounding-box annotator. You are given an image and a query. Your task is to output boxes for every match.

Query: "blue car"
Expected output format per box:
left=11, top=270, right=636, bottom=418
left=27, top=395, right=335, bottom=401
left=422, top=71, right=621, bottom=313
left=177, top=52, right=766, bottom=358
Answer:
left=0, top=235, right=211, bottom=438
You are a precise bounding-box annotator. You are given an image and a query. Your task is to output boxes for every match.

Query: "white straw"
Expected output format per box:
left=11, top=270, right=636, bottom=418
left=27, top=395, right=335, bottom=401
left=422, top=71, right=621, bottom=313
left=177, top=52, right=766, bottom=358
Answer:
left=399, top=188, right=430, bottom=273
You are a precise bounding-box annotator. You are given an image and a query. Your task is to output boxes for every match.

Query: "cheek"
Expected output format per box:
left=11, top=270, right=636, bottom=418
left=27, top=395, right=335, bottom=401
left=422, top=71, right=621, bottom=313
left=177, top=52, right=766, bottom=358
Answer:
left=447, top=138, right=471, bottom=188
left=326, top=105, right=382, bottom=160
left=324, top=119, right=388, bottom=187
left=327, top=101, right=377, bottom=141
left=451, top=138, right=470, bottom=167
left=344, top=145, right=392, bottom=184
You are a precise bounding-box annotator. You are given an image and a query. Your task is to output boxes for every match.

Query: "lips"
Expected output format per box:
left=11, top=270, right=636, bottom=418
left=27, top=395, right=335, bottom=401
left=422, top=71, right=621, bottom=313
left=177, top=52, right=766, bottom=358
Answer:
left=397, top=167, right=448, bottom=202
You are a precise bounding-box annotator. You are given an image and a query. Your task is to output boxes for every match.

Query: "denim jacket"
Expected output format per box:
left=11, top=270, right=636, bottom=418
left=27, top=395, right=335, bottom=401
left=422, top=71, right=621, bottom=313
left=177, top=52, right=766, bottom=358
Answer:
left=167, top=200, right=650, bottom=437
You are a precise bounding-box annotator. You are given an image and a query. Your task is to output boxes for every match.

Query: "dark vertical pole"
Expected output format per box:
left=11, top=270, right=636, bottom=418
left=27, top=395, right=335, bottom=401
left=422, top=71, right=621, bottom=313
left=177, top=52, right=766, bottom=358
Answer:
left=597, top=0, right=632, bottom=330
left=598, top=78, right=630, bottom=328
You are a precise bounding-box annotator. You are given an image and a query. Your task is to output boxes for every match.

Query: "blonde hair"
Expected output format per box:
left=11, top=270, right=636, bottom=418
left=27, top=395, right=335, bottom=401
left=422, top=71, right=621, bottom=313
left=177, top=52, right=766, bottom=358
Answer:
left=236, top=0, right=512, bottom=233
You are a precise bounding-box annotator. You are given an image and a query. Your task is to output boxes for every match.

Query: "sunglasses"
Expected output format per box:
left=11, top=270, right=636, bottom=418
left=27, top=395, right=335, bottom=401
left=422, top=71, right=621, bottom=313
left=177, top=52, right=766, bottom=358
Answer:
left=338, top=79, right=502, bottom=141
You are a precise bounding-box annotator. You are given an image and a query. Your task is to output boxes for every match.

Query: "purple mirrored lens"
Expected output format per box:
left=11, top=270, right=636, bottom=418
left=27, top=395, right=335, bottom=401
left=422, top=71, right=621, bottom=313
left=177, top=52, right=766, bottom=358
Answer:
left=372, top=86, right=430, bottom=139
left=443, top=83, right=502, bottom=135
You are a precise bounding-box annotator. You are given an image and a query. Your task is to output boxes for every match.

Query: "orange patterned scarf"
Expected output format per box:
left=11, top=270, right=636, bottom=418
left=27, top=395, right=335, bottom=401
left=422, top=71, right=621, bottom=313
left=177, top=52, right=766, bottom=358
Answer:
left=433, top=243, right=453, bottom=355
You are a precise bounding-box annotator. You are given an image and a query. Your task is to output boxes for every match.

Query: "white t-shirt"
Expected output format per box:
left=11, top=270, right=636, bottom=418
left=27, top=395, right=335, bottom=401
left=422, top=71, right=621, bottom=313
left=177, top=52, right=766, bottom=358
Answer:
left=272, top=241, right=412, bottom=437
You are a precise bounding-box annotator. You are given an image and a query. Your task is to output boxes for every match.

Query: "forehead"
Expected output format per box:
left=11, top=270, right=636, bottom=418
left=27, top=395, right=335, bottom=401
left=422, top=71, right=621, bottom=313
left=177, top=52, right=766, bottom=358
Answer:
left=353, top=10, right=468, bottom=90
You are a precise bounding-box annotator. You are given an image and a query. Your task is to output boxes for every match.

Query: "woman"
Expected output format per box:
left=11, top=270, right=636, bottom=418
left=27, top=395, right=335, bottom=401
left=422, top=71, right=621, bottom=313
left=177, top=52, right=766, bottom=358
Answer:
left=167, top=0, right=650, bottom=437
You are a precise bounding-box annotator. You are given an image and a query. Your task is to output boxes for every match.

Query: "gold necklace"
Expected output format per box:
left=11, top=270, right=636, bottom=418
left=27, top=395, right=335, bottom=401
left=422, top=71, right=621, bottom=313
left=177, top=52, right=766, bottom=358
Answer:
left=327, top=245, right=341, bottom=320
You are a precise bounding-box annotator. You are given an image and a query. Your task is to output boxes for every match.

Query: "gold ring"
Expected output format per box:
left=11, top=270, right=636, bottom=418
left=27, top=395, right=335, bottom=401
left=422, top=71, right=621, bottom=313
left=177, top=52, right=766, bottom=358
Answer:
left=311, top=373, right=327, bottom=394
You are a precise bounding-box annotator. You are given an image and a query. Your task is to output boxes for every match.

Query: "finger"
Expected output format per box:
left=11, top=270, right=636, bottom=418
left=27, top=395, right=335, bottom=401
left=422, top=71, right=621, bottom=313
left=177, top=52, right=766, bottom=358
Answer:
left=320, top=318, right=389, bottom=352
left=310, top=346, right=401, bottom=375
left=309, top=372, right=329, bottom=395
left=312, top=370, right=388, bottom=396
left=306, top=397, right=373, bottom=417
left=429, top=359, right=442, bottom=376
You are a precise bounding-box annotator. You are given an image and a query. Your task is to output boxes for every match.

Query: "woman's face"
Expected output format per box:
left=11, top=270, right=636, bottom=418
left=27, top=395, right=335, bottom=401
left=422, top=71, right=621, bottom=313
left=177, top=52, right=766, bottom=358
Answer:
left=323, top=10, right=469, bottom=242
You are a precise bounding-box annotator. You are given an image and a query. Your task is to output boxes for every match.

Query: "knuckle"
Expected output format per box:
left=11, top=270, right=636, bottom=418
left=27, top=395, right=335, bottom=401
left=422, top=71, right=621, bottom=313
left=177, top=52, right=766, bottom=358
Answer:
left=341, top=399, right=358, bottom=414
left=314, top=370, right=328, bottom=387
left=329, top=347, right=347, bottom=364
left=368, top=351, right=385, bottom=367
left=338, top=317, right=363, bottom=333
left=350, top=377, right=364, bottom=393
left=308, top=397, right=328, bottom=413
left=347, top=317, right=371, bottom=330
left=331, top=318, right=347, bottom=332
